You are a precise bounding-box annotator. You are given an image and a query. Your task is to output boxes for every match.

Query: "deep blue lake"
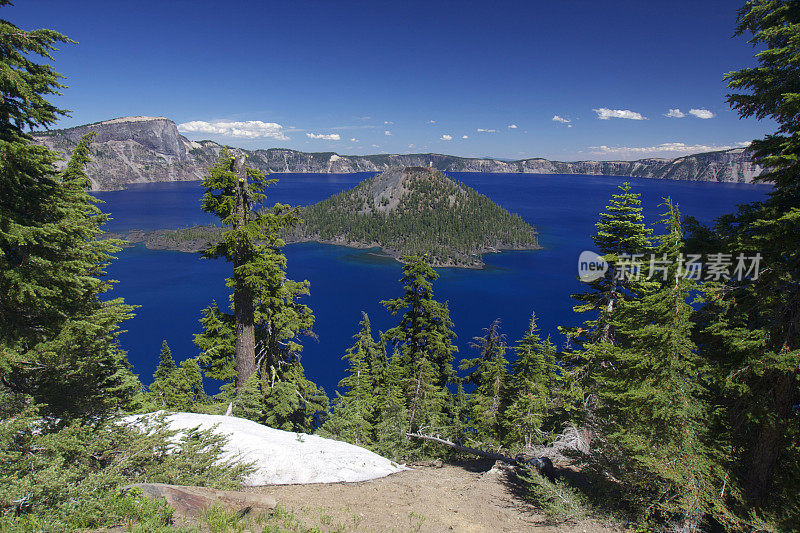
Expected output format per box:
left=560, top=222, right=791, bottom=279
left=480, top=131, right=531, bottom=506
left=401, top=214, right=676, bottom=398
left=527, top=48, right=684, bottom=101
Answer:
left=97, top=173, right=769, bottom=396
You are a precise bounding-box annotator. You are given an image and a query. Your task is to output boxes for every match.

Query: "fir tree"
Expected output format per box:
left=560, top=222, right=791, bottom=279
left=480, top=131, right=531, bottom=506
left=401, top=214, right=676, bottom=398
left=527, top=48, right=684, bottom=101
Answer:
left=325, top=312, right=386, bottom=446
left=381, top=256, right=458, bottom=440
left=568, top=182, right=653, bottom=347
left=148, top=358, right=206, bottom=412
left=374, top=350, right=410, bottom=459
left=682, top=1, right=800, bottom=524
left=504, top=312, right=559, bottom=449
left=595, top=200, right=716, bottom=530
left=460, top=318, right=509, bottom=444
left=261, top=360, right=329, bottom=432
left=562, top=183, right=652, bottom=441
left=1, top=127, right=138, bottom=418
left=200, top=149, right=308, bottom=390
left=153, top=340, right=177, bottom=382
left=194, top=301, right=236, bottom=381
left=197, top=150, right=326, bottom=431
left=0, top=5, right=140, bottom=418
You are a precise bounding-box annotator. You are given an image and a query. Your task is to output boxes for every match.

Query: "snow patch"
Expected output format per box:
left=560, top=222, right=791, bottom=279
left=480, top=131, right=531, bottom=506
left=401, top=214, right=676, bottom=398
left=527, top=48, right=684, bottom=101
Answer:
left=329, top=154, right=341, bottom=162
left=130, top=412, right=407, bottom=486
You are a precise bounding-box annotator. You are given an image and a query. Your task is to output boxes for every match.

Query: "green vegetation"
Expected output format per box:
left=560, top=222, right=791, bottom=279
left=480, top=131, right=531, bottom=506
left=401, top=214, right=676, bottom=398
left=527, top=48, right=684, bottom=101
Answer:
left=292, top=166, right=538, bottom=266
left=3, top=1, right=799, bottom=531
left=0, top=10, right=247, bottom=530
left=190, top=150, right=328, bottom=432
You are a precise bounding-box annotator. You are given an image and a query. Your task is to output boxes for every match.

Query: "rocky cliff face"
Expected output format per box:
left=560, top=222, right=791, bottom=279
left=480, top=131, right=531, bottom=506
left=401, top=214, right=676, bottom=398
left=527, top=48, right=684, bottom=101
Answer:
left=33, top=117, right=765, bottom=190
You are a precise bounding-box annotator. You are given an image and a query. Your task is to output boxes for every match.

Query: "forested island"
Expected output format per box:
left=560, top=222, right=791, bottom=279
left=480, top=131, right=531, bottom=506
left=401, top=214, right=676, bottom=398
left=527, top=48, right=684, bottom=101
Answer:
left=113, top=166, right=540, bottom=267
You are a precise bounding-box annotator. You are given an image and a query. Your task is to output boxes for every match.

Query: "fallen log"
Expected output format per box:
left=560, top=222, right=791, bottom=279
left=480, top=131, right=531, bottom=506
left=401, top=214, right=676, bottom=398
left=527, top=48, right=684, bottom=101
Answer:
left=405, top=432, right=517, bottom=464
left=406, top=432, right=558, bottom=481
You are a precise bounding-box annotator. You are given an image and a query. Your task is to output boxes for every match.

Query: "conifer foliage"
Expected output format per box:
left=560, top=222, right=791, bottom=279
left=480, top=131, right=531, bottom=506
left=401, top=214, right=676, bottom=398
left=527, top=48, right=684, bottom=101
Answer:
left=504, top=313, right=560, bottom=448
left=460, top=319, right=510, bottom=443
left=381, top=255, right=458, bottom=442
left=594, top=200, right=716, bottom=529
left=325, top=312, right=386, bottom=446
left=0, top=15, right=137, bottom=418
left=196, top=149, right=327, bottom=432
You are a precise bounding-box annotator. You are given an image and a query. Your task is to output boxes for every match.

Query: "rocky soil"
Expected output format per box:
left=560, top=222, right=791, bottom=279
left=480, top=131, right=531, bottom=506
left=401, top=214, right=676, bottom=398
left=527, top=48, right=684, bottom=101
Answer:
left=248, top=460, right=621, bottom=533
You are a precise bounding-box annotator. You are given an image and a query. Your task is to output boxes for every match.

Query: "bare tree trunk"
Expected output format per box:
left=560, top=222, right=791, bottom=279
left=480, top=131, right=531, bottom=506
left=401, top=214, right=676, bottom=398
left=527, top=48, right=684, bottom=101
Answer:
left=743, top=370, right=795, bottom=502
left=406, top=432, right=517, bottom=464
left=232, top=156, right=256, bottom=391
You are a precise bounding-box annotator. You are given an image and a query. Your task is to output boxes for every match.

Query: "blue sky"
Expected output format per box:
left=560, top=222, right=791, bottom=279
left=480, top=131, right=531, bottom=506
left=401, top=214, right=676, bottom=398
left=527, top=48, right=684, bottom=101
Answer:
left=10, top=0, right=775, bottom=160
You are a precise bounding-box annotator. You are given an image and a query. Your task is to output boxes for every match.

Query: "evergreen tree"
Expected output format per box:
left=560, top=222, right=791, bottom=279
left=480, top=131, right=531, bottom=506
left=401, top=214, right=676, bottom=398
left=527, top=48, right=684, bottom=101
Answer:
left=148, top=357, right=206, bottom=412
left=325, top=312, right=386, bottom=446
left=595, top=200, right=716, bottom=530
left=197, top=150, right=326, bottom=431
left=374, top=350, right=410, bottom=459
left=381, top=255, right=458, bottom=441
left=200, top=149, right=308, bottom=390
left=194, top=301, right=236, bottom=381
left=568, top=182, right=653, bottom=347
left=153, top=340, right=177, bottom=382
left=0, top=5, right=139, bottom=418
left=683, top=1, right=800, bottom=524
left=562, top=183, right=653, bottom=441
left=460, top=318, right=509, bottom=443
left=504, top=312, right=559, bottom=449
left=1, top=121, right=137, bottom=418
left=261, top=360, right=329, bottom=432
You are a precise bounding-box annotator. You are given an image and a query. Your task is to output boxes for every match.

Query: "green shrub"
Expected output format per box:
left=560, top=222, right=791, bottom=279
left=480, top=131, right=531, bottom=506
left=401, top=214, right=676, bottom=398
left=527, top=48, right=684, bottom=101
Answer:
left=0, top=406, right=251, bottom=531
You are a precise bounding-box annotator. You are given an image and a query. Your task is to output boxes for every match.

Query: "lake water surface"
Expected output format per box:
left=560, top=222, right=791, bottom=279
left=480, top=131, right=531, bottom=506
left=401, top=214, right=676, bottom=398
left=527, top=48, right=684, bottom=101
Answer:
left=98, top=173, right=768, bottom=395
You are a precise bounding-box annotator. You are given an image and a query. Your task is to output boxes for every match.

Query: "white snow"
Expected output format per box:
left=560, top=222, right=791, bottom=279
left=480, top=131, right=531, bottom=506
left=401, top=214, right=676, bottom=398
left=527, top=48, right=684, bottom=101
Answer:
left=130, top=412, right=407, bottom=486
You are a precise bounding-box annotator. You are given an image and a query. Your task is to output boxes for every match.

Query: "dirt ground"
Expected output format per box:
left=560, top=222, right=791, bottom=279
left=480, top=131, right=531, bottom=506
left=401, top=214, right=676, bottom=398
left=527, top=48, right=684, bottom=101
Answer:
left=247, top=459, right=620, bottom=533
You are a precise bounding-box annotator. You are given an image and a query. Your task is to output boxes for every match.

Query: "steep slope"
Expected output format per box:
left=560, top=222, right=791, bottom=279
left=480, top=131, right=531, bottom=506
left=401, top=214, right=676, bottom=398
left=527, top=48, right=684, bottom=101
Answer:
left=34, top=117, right=765, bottom=190
left=289, top=166, right=539, bottom=267
left=34, top=117, right=221, bottom=190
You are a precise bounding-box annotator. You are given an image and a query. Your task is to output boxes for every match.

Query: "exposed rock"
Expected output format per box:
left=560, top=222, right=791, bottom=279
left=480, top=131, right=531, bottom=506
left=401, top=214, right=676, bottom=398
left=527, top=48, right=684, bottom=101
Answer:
left=33, top=117, right=766, bottom=190
left=122, top=483, right=276, bottom=518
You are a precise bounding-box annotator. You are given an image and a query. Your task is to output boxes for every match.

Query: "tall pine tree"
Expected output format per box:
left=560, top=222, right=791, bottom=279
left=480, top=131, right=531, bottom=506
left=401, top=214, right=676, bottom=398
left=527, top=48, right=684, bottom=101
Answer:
left=381, top=255, right=457, bottom=446
left=683, top=2, right=800, bottom=525
left=325, top=312, right=386, bottom=446
left=503, top=312, right=560, bottom=449
left=460, top=318, right=509, bottom=444
left=197, top=150, right=326, bottom=431
left=1, top=123, right=137, bottom=418
left=563, top=183, right=652, bottom=443
left=595, top=200, right=716, bottom=530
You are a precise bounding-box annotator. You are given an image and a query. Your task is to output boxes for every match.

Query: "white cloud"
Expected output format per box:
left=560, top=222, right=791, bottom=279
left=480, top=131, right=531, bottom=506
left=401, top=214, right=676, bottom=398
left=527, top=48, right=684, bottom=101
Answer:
left=593, top=108, right=646, bottom=120
left=689, top=108, right=715, bottom=119
left=552, top=115, right=571, bottom=124
left=427, top=120, right=436, bottom=124
left=350, top=138, right=358, bottom=142
left=476, top=128, right=498, bottom=133
left=665, top=108, right=686, bottom=118
left=462, top=135, right=469, bottom=139
left=306, top=133, right=341, bottom=140
left=178, top=120, right=289, bottom=140
left=441, top=134, right=453, bottom=141
left=384, top=120, right=394, bottom=125
left=508, top=124, right=518, bottom=129
left=590, top=141, right=749, bottom=158
left=384, top=130, right=392, bottom=136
